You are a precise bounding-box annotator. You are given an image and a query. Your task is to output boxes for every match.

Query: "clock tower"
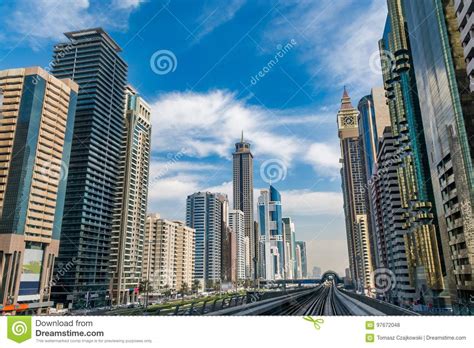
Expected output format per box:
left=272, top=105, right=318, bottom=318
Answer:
left=336, top=87, right=374, bottom=293
left=337, top=86, right=359, bottom=137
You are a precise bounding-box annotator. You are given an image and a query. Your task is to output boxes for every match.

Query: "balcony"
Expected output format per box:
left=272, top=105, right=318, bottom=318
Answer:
left=464, top=32, right=474, bottom=59
left=457, top=0, right=474, bottom=28
left=460, top=12, right=473, bottom=44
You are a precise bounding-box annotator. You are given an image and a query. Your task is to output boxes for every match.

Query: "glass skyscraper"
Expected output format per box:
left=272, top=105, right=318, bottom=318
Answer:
left=358, top=87, right=391, bottom=269
left=0, top=67, right=78, bottom=314
left=186, top=192, right=224, bottom=288
left=403, top=0, right=474, bottom=313
left=257, top=185, right=284, bottom=280
left=51, top=28, right=127, bottom=309
left=380, top=0, right=445, bottom=308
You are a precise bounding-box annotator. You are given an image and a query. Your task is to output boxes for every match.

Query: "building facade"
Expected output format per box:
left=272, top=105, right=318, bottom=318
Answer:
left=379, top=2, right=446, bottom=308
left=218, top=194, right=236, bottom=285
left=186, top=192, right=223, bottom=288
left=110, top=85, right=151, bottom=305
left=0, top=67, right=78, bottom=314
left=454, top=0, right=474, bottom=91
left=142, top=214, right=195, bottom=293
left=232, top=133, right=255, bottom=279
left=282, top=217, right=296, bottom=280
left=370, top=127, right=415, bottom=306
left=337, top=88, right=374, bottom=293
left=229, top=210, right=245, bottom=281
left=358, top=87, right=391, bottom=269
left=403, top=0, right=474, bottom=312
left=296, top=241, right=308, bottom=279
left=51, top=28, right=127, bottom=308
left=257, top=186, right=284, bottom=280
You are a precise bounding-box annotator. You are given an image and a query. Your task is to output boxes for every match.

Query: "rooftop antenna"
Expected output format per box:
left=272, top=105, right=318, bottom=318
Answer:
left=241, top=130, right=244, bottom=143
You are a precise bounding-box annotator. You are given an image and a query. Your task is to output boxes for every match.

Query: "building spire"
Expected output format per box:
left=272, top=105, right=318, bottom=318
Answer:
left=340, top=86, right=354, bottom=110
left=241, top=130, right=244, bottom=143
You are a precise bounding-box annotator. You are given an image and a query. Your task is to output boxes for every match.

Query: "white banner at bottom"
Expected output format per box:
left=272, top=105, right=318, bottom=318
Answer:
left=0, top=316, right=471, bottom=347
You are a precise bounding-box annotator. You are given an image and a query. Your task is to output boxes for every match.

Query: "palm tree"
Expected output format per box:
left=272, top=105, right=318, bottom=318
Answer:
left=180, top=282, right=189, bottom=296
left=192, top=279, right=201, bottom=293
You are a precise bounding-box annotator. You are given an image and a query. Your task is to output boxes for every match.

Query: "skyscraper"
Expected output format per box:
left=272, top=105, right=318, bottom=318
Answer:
left=110, top=85, right=151, bottom=305
left=453, top=0, right=474, bottom=91
left=0, top=67, right=78, bottom=314
left=257, top=186, right=284, bottom=280
left=218, top=194, right=236, bottom=285
left=233, top=133, right=255, bottom=279
left=379, top=1, right=446, bottom=308
left=358, top=87, right=391, bottom=269
left=296, top=241, right=308, bottom=279
left=186, top=192, right=224, bottom=288
left=282, top=217, right=296, bottom=280
left=51, top=28, right=127, bottom=308
left=337, top=88, right=374, bottom=293
left=370, top=127, right=415, bottom=306
left=358, top=87, right=391, bottom=180
left=229, top=210, right=245, bottom=281
left=402, top=0, right=474, bottom=312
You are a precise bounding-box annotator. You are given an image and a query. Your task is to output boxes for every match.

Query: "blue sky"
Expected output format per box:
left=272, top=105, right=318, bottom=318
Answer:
left=0, top=0, right=388, bottom=274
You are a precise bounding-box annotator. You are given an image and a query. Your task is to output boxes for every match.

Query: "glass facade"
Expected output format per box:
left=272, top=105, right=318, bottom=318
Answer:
left=380, top=0, right=445, bottom=308
left=51, top=29, right=127, bottom=308
left=403, top=0, right=474, bottom=312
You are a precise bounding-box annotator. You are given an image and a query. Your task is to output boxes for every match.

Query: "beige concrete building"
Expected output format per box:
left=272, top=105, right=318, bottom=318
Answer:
left=175, top=221, right=195, bottom=292
left=0, top=67, right=78, bottom=314
left=337, top=88, right=374, bottom=293
left=110, top=85, right=151, bottom=305
left=142, top=214, right=195, bottom=293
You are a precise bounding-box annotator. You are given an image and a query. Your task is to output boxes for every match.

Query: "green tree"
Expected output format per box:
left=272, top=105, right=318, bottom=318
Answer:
left=192, top=279, right=201, bottom=293
left=180, top=282, right=189, bottom=296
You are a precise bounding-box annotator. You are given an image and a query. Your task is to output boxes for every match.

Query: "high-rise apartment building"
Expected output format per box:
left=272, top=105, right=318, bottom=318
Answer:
left=378, top=2, right=446, bottom=308
left=282, top=217, right=296, bottom=280
left=403, top=0, right=474, bottom=312
left=454, top=0, right=474, bottom=91
left=337, top=88, right=374, bottom=293
left=0, top=67, right=78, bottom=314
left=142, top=214, right=195, bottom=292
left=257, top=186, right=284, bottom=280
left=370, top=127, right=415, bottom=306
left=110, top=85, right=151, bottom=305
left=296, top=241, right=307, bottom=279
left=233, top=133, right=255, bottom=279
left=51, top=28, right=127, bottom=308
left=229, top=210, right=245, bottom=281
left=218, top=194, right=236, bottom=284
left=186, top=192, right=224, bottom=288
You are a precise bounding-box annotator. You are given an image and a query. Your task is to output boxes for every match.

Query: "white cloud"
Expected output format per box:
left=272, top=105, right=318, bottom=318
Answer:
left=194, top=0, right=246, bottom=41
left=5, top=0, right=143, bottom=48
left=149, top=89, right=334, bottom=169
left=304, top=142, right=341, bottom=178
left=281, top=189, right=343, bottom=216
left=265, top=0, right=387, bottom=99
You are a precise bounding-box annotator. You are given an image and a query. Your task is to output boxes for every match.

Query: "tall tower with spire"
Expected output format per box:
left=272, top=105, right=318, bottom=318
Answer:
left=337, top=88, right=374, bottom=293
left=233, top=132, right=255, bottom=280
